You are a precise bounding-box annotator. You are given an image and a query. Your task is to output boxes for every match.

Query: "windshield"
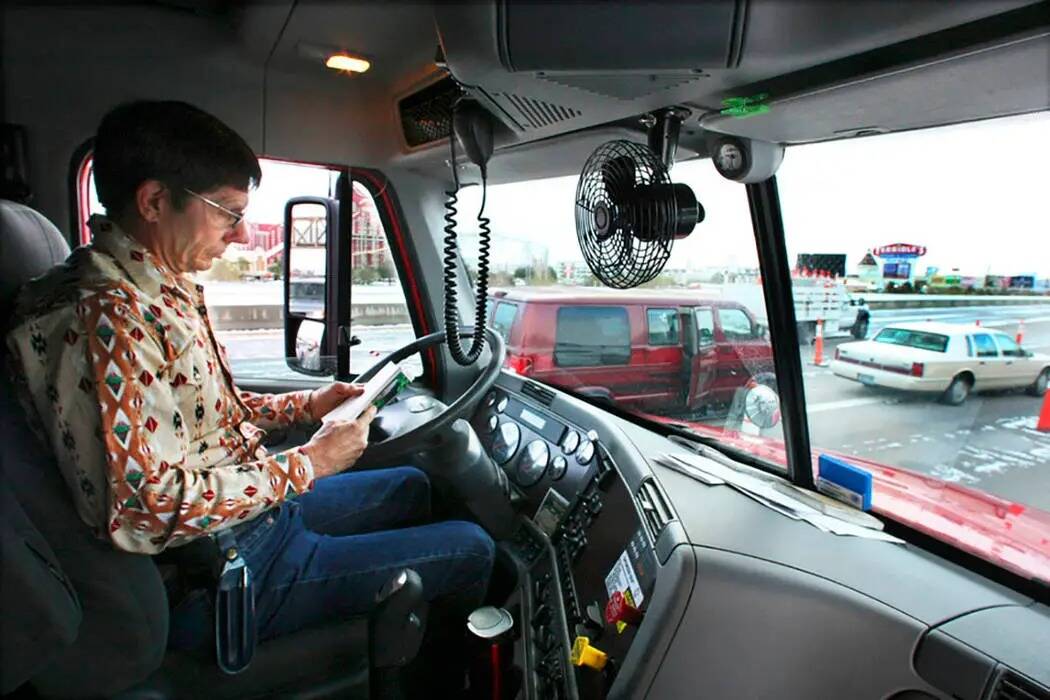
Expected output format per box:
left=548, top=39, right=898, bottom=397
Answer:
left=873, top=328, right=949, bottom=352
left=457, top=157, right=790, bottom=471
left=462, top=111, right=1050, bottom=577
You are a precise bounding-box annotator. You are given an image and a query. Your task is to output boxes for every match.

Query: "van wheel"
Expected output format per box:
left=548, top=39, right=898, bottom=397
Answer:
left=1028, top=368, right=1049, bottom=396
left=941, top=375, right=971, bottom=406
left=851, top=318, right=869, bottom=339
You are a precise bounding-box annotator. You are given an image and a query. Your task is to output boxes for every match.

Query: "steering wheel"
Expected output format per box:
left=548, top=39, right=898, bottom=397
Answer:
left=355, top=326, right=505, bottom=464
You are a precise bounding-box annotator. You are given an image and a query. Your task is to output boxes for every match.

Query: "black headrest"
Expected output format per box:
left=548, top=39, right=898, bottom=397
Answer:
left=0, top=199, right=71, bottom=318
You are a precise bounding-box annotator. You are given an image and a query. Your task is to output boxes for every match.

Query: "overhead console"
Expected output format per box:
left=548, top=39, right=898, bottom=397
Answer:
left=432, top=1, right=1038, bottom=149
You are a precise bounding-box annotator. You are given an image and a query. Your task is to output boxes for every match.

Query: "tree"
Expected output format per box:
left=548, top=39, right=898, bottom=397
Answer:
left=512, top=266, right=529, bottom=280
left=208, top=259, right=242, bottom=281
left=378, top=259, right=395, bottom=282
left=352, top=266, right=379, bottom=285
left=267, top=255, right=283, bottom=280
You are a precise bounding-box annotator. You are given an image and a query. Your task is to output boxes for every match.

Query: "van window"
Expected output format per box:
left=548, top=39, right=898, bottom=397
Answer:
left=973, top=334, right=999, bottom=358
left=646, top=308, right=679, bottom=345
left=718, top=308, right=757, bottom=340
left=491, top=302, right=519, bottom=342
left=554, top=307, right=630, bottom=367
left=695, top=308, right=715, bottom=347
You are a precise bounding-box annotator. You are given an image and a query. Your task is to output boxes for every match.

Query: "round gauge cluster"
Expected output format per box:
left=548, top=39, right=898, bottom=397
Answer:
left=479, top=393, right=595, bottom=488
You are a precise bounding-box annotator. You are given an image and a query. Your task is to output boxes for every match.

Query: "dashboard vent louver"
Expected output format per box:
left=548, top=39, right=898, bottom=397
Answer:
left=495, top=92, right=581, bottom=129
left=636, top=477, right=675, bottom=541
left=989, top=669, right=1050, bottom=700
left=521, top=381, right=555, bottom=406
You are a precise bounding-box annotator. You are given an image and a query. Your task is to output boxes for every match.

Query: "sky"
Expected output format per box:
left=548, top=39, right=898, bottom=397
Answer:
left=454, top=110, right=1050, bottom=278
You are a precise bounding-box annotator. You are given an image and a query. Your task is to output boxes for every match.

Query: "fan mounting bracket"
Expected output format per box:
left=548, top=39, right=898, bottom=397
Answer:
left=642, top=107, right=692, bottom=171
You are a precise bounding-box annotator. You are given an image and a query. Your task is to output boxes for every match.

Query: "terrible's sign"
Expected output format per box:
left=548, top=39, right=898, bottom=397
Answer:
left=873, top=243, right=927, bottom=260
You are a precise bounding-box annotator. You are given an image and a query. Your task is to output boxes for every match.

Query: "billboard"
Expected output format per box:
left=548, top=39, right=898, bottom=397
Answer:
left=796, top=253, right=846, bottom=278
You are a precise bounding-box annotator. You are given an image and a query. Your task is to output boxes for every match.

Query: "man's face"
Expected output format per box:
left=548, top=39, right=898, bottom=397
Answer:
left=158, top=185, right=250, bottom=273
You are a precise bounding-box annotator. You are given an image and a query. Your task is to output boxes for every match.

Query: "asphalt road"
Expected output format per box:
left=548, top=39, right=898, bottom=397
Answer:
left=220, top=303, right=1050, bottom=512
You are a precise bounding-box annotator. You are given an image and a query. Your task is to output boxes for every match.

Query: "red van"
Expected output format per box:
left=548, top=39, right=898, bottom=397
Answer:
left=487, top=289, right=775, bottom=416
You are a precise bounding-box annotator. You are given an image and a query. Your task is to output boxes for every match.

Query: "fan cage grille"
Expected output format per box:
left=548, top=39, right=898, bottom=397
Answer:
left=575, top=140, right=679, bottom=289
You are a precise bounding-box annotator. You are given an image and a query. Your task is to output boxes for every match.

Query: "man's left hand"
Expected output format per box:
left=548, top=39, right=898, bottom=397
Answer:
left=309, top=382, right=364, bottom=421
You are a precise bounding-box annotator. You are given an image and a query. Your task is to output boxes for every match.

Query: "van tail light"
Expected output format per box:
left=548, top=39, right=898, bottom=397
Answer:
left=910, top=362, right=924, bottom=377
left=507, top=354, right=534, bottom=376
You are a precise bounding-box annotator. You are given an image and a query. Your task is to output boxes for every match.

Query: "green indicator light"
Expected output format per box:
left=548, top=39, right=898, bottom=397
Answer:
left=720, top=104, right=771, bottom=119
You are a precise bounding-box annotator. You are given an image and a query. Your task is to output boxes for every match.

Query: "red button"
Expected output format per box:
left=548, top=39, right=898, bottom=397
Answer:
left=605, top=591, right=643, bottom=627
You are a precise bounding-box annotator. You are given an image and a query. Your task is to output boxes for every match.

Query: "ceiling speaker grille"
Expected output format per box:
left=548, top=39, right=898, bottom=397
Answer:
left=496, top=93, right=581, bottom=129
left=398, top=76, right=464, bottom=148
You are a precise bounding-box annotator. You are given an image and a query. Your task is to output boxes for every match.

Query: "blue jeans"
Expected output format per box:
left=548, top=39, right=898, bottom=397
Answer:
left=229, top=466, right=494, bottom=640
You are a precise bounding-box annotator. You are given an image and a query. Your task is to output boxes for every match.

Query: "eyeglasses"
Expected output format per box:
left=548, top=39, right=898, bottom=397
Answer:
left=184, top=188, right=245, bottom=228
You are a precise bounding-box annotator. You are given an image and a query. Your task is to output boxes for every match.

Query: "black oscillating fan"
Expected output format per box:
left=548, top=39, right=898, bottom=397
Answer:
left=575, top=140, right=703, bottom=289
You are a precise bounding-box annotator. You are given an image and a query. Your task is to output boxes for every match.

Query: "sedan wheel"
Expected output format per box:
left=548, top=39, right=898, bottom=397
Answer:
left=941, top=375, right=971, bottom=406
left=1028, top=368, right=1049, bottom=397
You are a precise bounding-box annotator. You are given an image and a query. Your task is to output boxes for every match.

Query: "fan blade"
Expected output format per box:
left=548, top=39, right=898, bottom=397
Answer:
left=601, top=155, right=636, bottom=206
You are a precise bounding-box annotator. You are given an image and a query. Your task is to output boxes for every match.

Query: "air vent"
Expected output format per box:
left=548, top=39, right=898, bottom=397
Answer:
left=538, top=73, right=703, bottom=100
left=989, top=670, right=1050, bottom=700
left=521, top=381, right=555, bottom=406
left=494, top=93, right=581, bottom=129
left=398, top=76, right=464, bottom=148
left=636, top=477, right=675, bottom=541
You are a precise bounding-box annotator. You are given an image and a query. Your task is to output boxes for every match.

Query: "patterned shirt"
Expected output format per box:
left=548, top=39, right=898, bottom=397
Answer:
left=5, top=216, right=317, bottom=554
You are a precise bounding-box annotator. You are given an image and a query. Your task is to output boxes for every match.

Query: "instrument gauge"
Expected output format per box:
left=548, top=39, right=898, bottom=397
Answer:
left=561, top=430, right=580, bottom=455
left=492, top=423, right=521, bottom=465
left=576, top=439, right=595, bottom=465
left=516, top=440, right=550, bottom=487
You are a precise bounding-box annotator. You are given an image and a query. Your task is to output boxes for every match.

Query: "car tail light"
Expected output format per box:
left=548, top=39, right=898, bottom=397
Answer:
left=910, top=362, right=924, bottom=377
left=507, top=354, right=534, bottom=376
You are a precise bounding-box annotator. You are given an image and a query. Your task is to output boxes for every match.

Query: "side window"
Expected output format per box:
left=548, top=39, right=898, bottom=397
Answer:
left=646, top=308, right=679, bottom=346
left=348, top=181, right=418, bottom=377
left=719, top=307, right=757, bottom=340
left=75, top=156, right=418, bottom=381
left=491, top=302, right=519, bottom=343
left=973, top=334, right=999, bottom=358
left=994, top=334, right=1024, bottom=357
left=554, top=306, right=630, bottom=367
left=695, top=308, right=715, bottom=347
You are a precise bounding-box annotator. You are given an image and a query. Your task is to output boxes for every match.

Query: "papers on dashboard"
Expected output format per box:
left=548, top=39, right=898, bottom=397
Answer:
left=653, top=451, right=904, bottom=544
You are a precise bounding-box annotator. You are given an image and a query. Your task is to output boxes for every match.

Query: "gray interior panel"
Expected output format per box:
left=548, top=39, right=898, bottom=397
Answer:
left=619, top=422, right=1031, bottom=624
left=930, top=604, right=1050, bottom=687
left=702, top=30, right=1050, bottom=143
left=648, top=547, right=942, bottom=700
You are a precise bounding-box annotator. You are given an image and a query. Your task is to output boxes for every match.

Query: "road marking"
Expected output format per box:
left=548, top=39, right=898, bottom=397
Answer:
left=807, top=396, right=888, bottom=413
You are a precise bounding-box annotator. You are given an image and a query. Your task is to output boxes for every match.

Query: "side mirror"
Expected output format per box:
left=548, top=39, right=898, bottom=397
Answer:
left=283, top=196, right=344, bottom=377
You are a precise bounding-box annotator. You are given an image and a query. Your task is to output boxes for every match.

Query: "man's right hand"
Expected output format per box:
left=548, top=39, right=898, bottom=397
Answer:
left=302, top=405, right=378, bottom=478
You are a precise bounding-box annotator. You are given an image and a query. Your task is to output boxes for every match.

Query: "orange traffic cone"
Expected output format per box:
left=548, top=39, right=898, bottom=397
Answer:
left=1038, top=388, right=1050, bottom=433
left=813, top=319, right=826, bottom=366
left=1016, top=319, right=1025, bottom=345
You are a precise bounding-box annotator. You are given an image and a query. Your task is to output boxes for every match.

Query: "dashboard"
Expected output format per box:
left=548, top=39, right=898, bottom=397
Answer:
left=470, top=372, right=1050, bottom=700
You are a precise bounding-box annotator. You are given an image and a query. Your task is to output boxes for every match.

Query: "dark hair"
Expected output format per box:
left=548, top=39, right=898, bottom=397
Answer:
left=92, top=100, right=261, bottom=219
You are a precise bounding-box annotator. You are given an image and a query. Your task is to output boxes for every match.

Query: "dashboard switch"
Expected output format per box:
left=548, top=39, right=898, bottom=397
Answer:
left=570, top=636, right=608, bottom=671
left=605, top=591, right=643, bottom=628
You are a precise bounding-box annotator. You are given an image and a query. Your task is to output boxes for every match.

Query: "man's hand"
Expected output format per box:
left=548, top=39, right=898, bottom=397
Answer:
left=302, top=405, right=378, bottom=478
left=309, top=382, right=364, bottom=421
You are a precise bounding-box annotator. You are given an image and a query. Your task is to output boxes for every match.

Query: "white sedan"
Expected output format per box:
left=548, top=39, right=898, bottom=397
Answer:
left=830, top=322, right=1050, bottom=405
